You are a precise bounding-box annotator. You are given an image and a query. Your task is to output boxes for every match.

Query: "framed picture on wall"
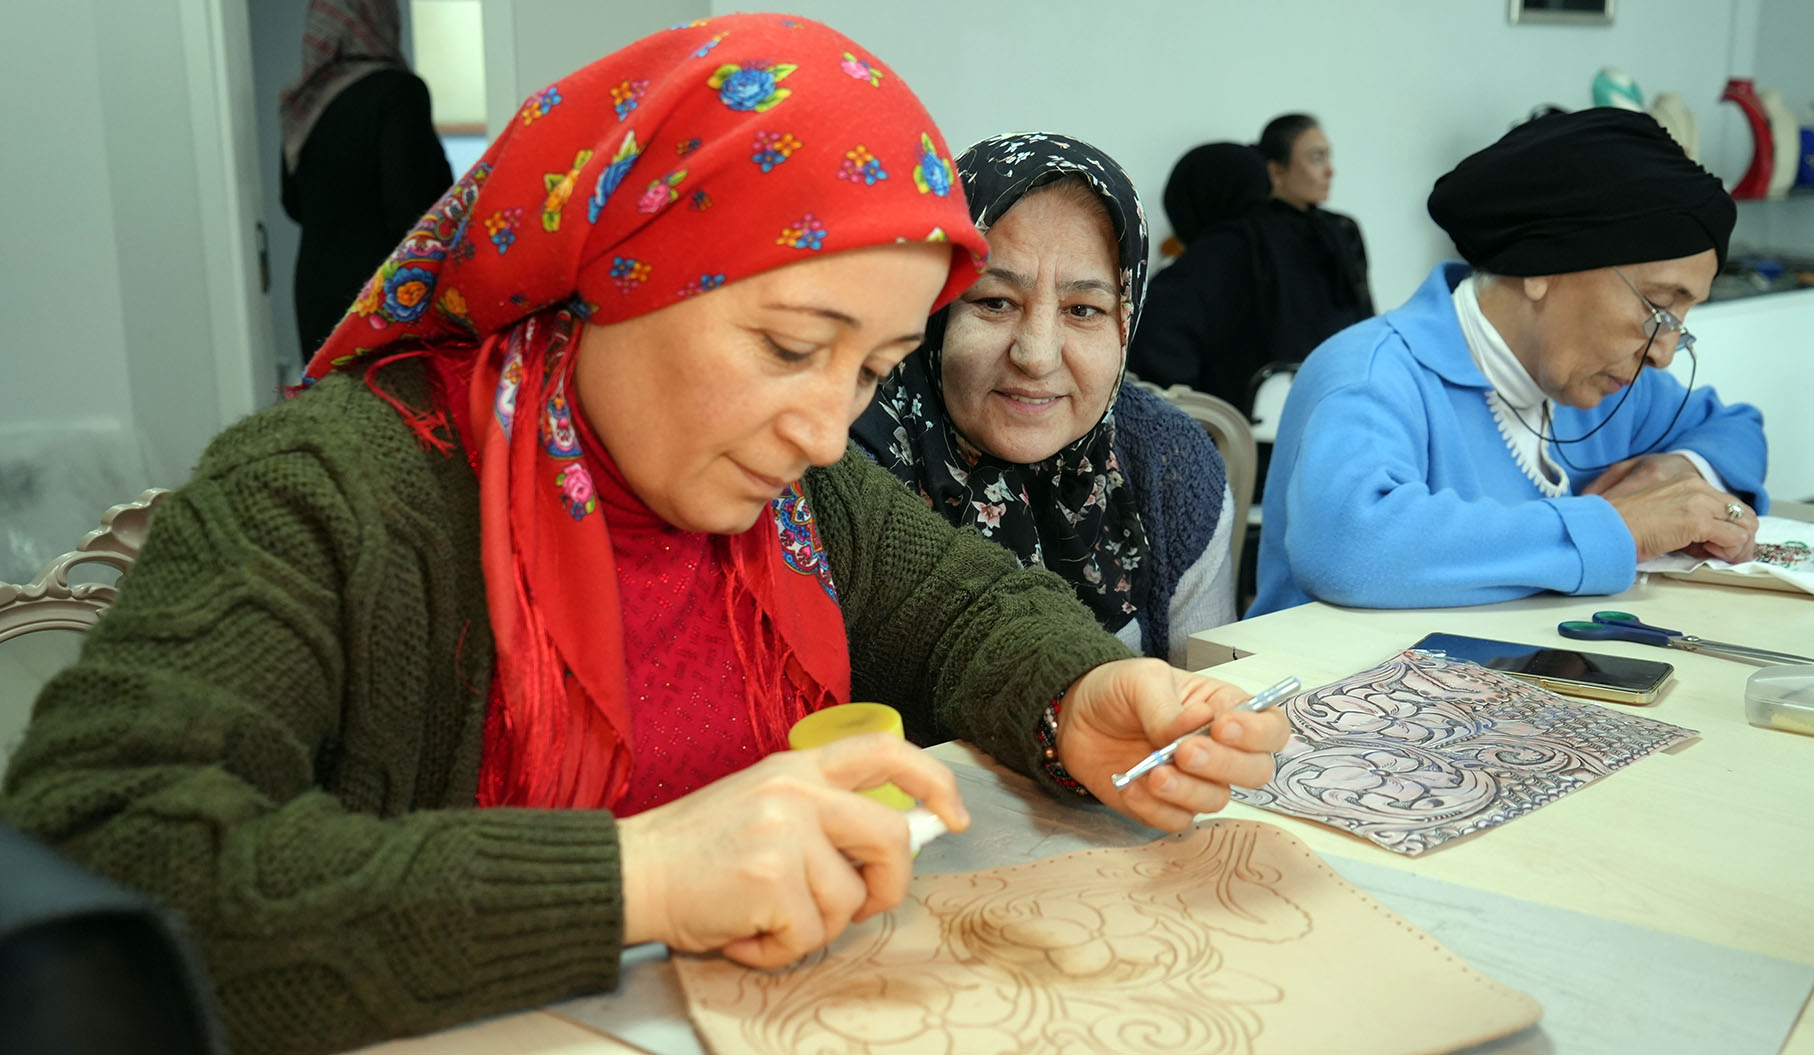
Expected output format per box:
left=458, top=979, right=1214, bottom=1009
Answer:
left=1508, top=0, right=1615, bottom=25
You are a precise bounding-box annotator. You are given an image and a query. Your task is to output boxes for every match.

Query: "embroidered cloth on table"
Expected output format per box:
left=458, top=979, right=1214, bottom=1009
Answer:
left=673, top=820, right=1542, bottom=1055
left=1231, top=650, right=1696, bottom=856
left=1639, top=514, right=1814, bottom=597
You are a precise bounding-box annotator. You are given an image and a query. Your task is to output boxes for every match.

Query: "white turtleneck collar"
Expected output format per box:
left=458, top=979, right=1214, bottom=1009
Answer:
left=1451, top=274, right=1569, bottom=497
left=1453, top=276, right=1546, bottom=409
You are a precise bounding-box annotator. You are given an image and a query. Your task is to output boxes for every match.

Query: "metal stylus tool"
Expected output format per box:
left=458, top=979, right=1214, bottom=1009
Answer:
left=1110, top=676, right=1300, bottom=790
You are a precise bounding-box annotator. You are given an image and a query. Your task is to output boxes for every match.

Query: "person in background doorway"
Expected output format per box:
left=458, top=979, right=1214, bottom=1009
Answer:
left=280, top=0, right=453, bottom=357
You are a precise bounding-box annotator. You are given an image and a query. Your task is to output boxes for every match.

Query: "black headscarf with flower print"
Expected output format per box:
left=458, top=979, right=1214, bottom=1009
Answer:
left=851, top=131, right=1152, bottom=633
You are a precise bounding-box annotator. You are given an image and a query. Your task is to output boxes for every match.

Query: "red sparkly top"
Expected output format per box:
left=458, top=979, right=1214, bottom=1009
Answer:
left=601, top=461, right=807, bottom=816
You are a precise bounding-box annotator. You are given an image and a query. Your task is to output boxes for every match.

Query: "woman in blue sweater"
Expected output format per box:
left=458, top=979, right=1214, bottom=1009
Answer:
left=1253, top=109, right=1766, bottom=615
left=853, top=133, right=1235, bottom=663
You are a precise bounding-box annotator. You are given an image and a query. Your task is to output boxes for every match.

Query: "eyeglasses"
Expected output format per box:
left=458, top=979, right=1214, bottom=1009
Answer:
left=1526, top=265, right=1702, bottom=467
left=1612, top=267, right=1696, bottom=357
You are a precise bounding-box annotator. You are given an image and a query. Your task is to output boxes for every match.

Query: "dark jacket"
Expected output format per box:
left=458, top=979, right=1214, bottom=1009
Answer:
left=281, top=69, right=454, bottom=355
left=1130, top=200, right=1372, bottom=414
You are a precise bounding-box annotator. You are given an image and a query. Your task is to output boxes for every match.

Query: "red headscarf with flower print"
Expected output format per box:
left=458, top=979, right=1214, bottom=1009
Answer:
left=302, top=13, right=987, bottom=812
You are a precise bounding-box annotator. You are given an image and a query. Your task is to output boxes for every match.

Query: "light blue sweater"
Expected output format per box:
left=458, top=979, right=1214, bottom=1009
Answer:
left=1251, top=263, right=1769, bottom=615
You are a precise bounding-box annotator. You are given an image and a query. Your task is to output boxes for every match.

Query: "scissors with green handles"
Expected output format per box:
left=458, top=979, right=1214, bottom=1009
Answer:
left=1557, top=610, right=1813, bottom=665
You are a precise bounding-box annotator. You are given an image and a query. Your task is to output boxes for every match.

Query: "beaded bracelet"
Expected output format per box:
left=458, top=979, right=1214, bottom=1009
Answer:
left=1035, top=692, right=1093, bottom=799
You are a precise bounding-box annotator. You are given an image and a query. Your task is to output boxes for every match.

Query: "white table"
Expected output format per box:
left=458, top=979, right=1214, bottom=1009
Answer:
left=1187, top=573, right=1814, bottom=1053
left=357, top=567, right=1814, bottom=1054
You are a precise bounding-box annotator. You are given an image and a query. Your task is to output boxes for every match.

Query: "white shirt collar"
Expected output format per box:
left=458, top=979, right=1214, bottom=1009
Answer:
left=1452, top=274, right=1546, bottom=409
left=1452, top=273, right=1568, bottom=496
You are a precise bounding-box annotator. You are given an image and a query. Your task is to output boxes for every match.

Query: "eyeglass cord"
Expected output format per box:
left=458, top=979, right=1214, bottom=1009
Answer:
left=1502, top=338, right=1698, bottom=475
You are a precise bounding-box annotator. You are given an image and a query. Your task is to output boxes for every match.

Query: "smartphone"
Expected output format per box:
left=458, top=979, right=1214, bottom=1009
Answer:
left=1411, top=632, right=1674, bottom=705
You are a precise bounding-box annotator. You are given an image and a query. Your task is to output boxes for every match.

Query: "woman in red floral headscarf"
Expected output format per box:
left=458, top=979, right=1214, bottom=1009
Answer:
left=4, top=15, right=1286, bottom=1054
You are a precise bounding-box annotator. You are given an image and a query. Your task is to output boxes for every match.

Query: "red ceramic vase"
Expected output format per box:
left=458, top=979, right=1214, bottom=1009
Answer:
left=1721, top=77, right=1774, bottom=199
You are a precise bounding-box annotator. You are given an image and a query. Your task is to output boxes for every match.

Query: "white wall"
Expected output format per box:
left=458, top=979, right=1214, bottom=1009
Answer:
left=94, top=1, right=238, bottom=485
left=0, top=3, right=144, bottom=585
left=761, top=0, right=1754, bottom=310
left=414, top=0, right=488, bottom=128
left=1736, top=0, right=1814, bottom=255
left=2, top=0, right=278, bottom=583
left=0, top=3, right=135, bottom=436
left=474, top=0, right=1795, bottom=300
left=1670, top=289, right=1814, bottom=502
left=1754, top=0, right=1814, bottom=119
left=480, top=0, right=708, bottom=134
left=249, top=0, right=309, bottom=381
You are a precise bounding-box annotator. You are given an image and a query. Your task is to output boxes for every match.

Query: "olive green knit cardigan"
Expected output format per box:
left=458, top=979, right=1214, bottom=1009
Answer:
left=1, top=362, right=1132, bottom=1054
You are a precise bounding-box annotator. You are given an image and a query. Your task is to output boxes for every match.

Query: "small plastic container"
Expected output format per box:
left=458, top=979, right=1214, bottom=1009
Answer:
left=789, top=703, right=947, bottom=855
left=788, top=702, right=916, bottom=810
left=1745, top=665, right=1814, bottom=737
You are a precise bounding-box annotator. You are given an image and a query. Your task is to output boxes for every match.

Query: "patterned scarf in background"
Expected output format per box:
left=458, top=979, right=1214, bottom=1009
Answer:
left=278, top=0, right=408, bottom=171
left=852, top=132, right=1154, bottom=633
left=300, top=14, right=988, bottom=812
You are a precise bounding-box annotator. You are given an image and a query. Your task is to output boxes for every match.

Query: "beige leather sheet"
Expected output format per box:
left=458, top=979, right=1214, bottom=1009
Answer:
left=675, top=819, right=1541, bottom=1054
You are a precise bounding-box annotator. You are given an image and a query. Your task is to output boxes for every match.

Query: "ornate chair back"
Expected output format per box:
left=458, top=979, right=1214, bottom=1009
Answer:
left=0, top=490, right=168, bottom=646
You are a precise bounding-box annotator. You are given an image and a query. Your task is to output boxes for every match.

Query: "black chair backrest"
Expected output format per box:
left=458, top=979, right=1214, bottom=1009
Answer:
left=0, top=825, right=225, bottom=1055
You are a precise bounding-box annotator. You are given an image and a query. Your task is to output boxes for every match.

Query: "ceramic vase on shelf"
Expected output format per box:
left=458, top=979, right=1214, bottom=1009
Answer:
left=1759, top=90, right=1800, bottom=198
left=1592, top=67, right=1644, bottom=111
left=1648, top=92, right=1699, bottom=162
left=1720, top=78, right=1774, bottom=199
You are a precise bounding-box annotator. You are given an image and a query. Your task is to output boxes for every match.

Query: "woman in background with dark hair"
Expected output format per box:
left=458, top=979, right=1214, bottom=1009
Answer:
left=1253, top=112, right=1373, bottom=364
left=1129, top=116, right=1371, bottom=413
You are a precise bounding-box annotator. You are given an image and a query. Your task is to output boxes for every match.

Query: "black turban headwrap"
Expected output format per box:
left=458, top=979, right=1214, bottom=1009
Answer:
left=1428, top=108, right=1735, bottom=276
left=1163, top=142, right=1270, bottom=246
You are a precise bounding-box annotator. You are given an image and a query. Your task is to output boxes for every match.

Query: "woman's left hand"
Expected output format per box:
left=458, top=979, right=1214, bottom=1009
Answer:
left=1056, top=658, right=1290, bottom=830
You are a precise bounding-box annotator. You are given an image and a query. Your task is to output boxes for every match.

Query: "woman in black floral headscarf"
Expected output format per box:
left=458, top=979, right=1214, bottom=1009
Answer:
left=853, top=132, right=1236, bottom=663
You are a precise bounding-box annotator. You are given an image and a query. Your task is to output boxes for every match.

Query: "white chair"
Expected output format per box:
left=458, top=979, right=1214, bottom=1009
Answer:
left=1155, top=385, right=1257, bottom=574
left=1247, top=364, right=1298, bottom=445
